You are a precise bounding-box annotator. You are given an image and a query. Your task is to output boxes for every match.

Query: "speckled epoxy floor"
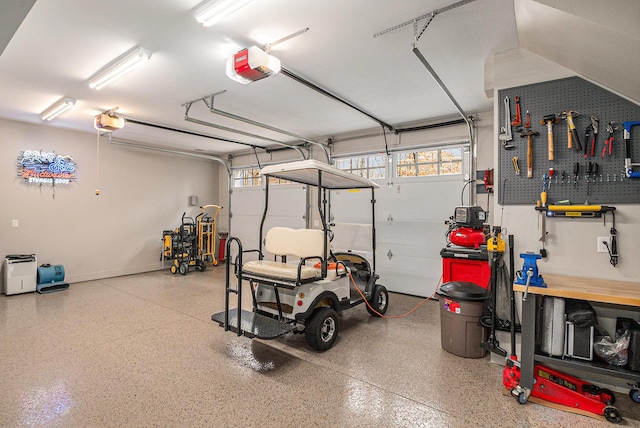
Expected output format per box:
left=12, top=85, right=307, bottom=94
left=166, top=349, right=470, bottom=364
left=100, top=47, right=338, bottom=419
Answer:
left=1, top=267, right=640, bottom=427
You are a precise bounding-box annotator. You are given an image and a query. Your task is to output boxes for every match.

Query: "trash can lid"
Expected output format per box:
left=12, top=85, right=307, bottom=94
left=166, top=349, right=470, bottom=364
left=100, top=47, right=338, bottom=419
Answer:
left=437, top=281, right=487, bottom=301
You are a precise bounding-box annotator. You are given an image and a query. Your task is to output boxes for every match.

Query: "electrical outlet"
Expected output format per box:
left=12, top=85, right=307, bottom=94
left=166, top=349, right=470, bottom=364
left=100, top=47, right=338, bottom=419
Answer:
left=597, top=237, right=610, bottom=253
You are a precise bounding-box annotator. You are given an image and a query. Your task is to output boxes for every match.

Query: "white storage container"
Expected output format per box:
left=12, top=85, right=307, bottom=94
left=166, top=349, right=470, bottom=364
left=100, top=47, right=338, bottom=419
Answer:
left=4, top=255, right=37, bottom=295
left=540, top=296, right=565, bottom=356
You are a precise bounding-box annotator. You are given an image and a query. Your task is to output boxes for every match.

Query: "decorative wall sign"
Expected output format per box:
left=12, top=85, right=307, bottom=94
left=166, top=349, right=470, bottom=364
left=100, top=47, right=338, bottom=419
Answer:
left=17, top=150, right=77, bottom=186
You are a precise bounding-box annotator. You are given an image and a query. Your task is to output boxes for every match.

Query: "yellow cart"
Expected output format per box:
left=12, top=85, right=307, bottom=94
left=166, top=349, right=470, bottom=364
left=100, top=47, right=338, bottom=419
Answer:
left=197, top=204, right=222, bottom=267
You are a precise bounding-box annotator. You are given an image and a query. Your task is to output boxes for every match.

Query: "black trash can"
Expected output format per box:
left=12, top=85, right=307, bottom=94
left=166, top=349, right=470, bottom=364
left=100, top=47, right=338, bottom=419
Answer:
left=437, top=281, right=488, bottom=358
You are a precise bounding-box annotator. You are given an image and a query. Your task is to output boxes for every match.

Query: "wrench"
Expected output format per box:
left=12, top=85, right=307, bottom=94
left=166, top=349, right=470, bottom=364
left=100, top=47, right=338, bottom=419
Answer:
left=499, top=97, right=513, bottom=143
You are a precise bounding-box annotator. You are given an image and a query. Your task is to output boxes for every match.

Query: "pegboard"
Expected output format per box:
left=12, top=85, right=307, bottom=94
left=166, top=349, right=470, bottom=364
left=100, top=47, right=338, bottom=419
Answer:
left=498, top=77, right=640, bottom=205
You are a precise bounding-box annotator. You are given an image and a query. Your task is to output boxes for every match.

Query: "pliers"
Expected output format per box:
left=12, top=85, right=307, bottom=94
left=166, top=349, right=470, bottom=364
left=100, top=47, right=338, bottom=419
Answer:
left=584, top=116, right=598, bottom=158
left=602, top=121, right=619, bottom=157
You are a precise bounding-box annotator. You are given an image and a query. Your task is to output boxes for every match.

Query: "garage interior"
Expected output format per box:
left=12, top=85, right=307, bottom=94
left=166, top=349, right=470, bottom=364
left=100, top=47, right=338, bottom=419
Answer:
left=2, top=0, right=640, bottom=426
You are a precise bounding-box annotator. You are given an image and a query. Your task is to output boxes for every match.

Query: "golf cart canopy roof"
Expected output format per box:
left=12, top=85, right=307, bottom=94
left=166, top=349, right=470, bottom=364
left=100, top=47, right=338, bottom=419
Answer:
left=260, top=159, right=379, bottom=190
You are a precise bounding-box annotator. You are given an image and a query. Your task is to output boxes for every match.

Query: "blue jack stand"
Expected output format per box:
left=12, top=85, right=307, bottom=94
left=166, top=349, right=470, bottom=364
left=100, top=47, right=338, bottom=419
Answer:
left=514, top=253, right=546, bottom=301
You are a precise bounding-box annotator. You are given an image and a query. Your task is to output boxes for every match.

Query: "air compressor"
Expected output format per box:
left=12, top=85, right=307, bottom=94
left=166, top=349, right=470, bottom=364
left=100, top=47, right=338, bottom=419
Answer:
left=446, top=206, right=488, bottom=249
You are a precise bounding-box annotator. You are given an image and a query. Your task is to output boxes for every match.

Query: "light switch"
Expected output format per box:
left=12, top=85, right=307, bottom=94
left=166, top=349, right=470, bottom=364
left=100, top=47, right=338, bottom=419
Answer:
left=11, top=219, right=19, bottom=228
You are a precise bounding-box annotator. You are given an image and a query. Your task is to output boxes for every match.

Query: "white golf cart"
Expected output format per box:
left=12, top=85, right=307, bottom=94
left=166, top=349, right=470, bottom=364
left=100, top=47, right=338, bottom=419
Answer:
left=211, top=159, right=389, bottom=351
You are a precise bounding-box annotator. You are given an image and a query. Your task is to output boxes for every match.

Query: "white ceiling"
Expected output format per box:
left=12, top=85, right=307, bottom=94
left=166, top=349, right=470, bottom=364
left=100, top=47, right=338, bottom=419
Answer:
left=0, top=0, right=636, bottom=156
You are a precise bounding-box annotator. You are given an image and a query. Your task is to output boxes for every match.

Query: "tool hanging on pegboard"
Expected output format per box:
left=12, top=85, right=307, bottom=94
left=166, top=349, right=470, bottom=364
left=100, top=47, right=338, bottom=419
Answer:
left=540, top=115, right=559, bottom=161
left=602, top=121, right=618, bottom=157
left=500, top=96, right=514, bottom=149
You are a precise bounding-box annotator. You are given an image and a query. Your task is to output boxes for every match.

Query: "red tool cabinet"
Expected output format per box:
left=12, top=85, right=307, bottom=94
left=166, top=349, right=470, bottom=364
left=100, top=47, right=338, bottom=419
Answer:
left=440, top=246, right=490, bottom=289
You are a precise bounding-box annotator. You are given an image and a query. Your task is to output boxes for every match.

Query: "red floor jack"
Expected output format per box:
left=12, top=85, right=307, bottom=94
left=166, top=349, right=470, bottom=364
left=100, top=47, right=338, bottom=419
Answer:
left=502, top=236, right=622, bottom=423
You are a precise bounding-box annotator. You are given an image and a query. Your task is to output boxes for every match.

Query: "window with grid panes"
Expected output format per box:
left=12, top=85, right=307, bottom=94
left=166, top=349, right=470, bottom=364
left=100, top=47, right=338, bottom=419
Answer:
left=233, top=168, right=296, bottom=187
left=232, top=167, right=262, bottom=188
left=334, top=154, right=386, bottom=179
left=396, top=147, right=462, bottom=177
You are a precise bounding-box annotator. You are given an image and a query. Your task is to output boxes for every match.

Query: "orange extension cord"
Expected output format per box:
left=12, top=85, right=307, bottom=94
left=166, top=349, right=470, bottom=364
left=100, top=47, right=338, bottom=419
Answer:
left=348, top=271, right=440, bottom=319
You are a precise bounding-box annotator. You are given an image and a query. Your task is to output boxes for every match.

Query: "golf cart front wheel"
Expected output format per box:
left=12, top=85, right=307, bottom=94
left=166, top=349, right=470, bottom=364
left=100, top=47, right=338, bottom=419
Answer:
left=367, top=284, right=389, bottom=316
left=305, top=307, right=339, bottom=351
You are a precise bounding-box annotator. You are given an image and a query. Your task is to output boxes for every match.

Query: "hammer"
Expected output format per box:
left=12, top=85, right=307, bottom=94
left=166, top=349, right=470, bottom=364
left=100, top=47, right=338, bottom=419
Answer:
left=562, top=110, right=582, bottom=151
left=540, top=115, right=559, bottom=161
left=521, top=129, right=539, bottom=178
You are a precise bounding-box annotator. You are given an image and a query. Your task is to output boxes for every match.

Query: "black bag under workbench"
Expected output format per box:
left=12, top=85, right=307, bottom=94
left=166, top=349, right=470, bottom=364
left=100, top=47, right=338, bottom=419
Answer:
left=565, top=299, right=597, bottom=328
left=617, top=317, right=640, bottom=372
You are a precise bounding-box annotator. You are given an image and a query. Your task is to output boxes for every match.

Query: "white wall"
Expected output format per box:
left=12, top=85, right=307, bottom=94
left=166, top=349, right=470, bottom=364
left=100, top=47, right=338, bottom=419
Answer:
left=0, top=119, right=220, bottom=284
left=491, top=48, right=640, bottom=282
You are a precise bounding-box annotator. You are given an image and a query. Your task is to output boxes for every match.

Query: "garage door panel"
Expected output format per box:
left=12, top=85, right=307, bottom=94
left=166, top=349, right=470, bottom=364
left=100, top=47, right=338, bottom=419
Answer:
left=330, top=189, right=373, bottom=221
left=375, top=221, right=445, bottom=297
left=375, top=181, right=464, bottom=221
left=375, top=255, right=441, bottom=296
left=233, top=216, right=262, bottom=254
left=231, top=185, right=305, bottom=260
left=375, top=220, right=446, bottom=255
left=266, top=185, right=307, bottom=218
left=331, top=223, right=373, bottom=254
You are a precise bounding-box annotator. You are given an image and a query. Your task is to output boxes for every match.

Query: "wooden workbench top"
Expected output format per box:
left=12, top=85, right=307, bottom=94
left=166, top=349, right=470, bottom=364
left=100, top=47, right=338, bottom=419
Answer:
left=513, top=273, right=640, bottom=307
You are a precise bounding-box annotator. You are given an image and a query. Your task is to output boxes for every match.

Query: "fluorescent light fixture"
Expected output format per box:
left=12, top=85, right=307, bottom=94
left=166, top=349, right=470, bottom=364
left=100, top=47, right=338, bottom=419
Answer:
left=41, top=97, right=76, bottom=121
left=89, top=47, right=152, bottom=90
left=195, top=0, right=253, bottom=27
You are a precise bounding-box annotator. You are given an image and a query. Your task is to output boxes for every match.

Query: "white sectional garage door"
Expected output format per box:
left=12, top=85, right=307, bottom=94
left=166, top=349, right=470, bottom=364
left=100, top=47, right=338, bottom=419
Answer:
left=330, top=147, right=471, bottom=297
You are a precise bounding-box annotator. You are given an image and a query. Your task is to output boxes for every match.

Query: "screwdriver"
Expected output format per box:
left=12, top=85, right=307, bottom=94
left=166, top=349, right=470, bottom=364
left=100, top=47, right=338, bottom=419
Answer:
left=573, top=162, right=580, bottom=188
left=586, top=162, right=592, bottom=195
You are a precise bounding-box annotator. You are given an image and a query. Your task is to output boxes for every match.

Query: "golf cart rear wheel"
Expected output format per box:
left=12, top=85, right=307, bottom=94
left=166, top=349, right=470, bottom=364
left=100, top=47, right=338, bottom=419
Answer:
left=367, top=284, right=389, bottom=316
left=305, top=307, right=339, bottom=351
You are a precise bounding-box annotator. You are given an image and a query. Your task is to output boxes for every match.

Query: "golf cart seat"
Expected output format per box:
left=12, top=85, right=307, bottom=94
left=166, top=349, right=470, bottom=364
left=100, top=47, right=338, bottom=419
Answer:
left=242, top=227, right=327, bottom=285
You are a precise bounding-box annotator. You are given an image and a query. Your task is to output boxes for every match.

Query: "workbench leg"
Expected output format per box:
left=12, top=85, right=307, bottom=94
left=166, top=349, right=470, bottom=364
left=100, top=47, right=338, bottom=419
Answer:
left=520, top=293, right=537, bottom=390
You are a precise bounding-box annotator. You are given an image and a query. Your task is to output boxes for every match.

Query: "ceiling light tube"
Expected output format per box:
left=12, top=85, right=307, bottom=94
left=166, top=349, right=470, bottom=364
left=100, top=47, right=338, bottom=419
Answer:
left=41, top=96, right=76, bottom=121
left=195, top=0, right=253, bottom=27
left=89, top=47, right=152, bottom=90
